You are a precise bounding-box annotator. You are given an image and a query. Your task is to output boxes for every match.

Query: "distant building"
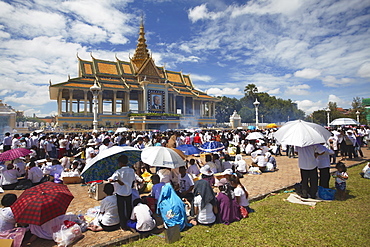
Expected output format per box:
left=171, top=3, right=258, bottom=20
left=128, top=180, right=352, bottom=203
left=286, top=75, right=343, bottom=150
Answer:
left=362, top=98, right=370, bottom=125
left=49, top=21, right=219, bottom=130
left=0, top=100, right=16, bottom=134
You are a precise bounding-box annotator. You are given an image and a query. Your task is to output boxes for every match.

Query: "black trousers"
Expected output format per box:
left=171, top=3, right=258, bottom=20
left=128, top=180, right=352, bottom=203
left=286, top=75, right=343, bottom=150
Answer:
left=116, top=194, right=132, bottom=229
left=319, top=167, right=330, bottom=189
left=300, top=168, right=318, bottom=198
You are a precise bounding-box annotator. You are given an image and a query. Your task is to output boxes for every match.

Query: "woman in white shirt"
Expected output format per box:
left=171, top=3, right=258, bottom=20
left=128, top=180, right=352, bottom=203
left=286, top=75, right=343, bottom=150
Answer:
left=0, top=194, right=17, bottom=232
left=235, top=154, right=247, bottom=174
left=229, top=176, right=253, bottom=213
left=191, top=179, right=218, bottom=225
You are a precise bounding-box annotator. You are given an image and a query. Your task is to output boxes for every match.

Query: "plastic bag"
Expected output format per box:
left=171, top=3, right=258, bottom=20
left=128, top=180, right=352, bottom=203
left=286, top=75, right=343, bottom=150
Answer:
left=318, top=186, right=336, bottom=200
left=53, top=224, right=82, bottom=247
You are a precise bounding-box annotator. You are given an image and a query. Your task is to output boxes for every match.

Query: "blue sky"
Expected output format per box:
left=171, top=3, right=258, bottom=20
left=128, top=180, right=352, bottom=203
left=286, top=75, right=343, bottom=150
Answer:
left=0, top=0, right=369, bottom=117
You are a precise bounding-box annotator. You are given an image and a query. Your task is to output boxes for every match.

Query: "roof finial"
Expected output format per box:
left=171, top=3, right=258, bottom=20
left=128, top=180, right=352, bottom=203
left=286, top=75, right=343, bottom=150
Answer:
left=131, top=15, right=150, bottom=72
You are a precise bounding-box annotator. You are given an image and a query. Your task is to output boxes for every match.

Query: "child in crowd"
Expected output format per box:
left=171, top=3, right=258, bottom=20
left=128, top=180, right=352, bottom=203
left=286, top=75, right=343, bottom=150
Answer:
left=127, top=198, right=156, bottom=233
left=150, top=174, right=165, bottom=201
left=199, top=165, right=215, bottom=187
left=186, top=159, right=200, bottom=178
left=333, top=162, right=348, bottom=200
left=88, top=183, right=120, bottom=232
left=0, top=193, right=17, bottom=232
left=176, top=166, right=194, bottom=203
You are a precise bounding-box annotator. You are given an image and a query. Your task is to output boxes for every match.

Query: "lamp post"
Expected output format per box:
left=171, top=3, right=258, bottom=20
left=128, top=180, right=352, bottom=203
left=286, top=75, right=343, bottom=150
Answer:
left=326, top=108, right=330, bottom=127
left=356, top=110, right=360, bottom=124
left=253, top=98, right=260, bottom=127
left=90, top=80, right=101, bottom=132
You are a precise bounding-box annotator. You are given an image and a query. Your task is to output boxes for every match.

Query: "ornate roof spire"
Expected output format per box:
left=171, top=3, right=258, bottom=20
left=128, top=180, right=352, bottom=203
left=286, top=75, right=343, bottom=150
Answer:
left=131, top=16, right=150, bottom=71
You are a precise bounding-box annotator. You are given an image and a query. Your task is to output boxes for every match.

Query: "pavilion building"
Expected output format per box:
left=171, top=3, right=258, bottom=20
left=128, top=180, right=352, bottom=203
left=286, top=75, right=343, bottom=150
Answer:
left=49, top=22, right=219, bottom=130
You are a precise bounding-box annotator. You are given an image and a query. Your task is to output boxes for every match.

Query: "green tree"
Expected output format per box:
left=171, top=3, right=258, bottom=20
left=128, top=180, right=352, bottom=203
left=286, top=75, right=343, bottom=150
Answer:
left=244, top=84, right=258, bottom=97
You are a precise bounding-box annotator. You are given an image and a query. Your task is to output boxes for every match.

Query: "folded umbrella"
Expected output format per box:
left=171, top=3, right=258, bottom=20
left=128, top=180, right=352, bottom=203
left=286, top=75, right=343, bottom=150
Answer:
left=11, top=182, right=74, bottom=225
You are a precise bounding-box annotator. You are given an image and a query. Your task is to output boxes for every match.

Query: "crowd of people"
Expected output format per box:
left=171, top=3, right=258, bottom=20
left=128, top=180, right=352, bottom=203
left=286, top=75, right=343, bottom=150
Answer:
left=0, top=124, right=369, bottom=244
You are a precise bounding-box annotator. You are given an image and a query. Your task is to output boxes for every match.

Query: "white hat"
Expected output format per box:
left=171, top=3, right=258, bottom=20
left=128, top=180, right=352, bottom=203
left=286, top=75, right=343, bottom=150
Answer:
left=222, top=169, right=233, bottom=175
left=200, top=165, right=213, bottom=176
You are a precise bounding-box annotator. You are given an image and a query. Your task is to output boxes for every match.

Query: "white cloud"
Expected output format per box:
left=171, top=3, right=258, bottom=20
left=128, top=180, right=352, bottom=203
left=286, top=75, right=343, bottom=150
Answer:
left=295, top=99, right=324, bottom=114
left=294, top=69, right=321, bottom=79
left=328, top=94, right=350, bottom=107
left=206, top=87, right=243, bottom=97
left=189, top=74, right=212, bottom=82
left=357, top=62, right=370, bottom=77
left=188, top=4, right=223, bottom=23
left=286, top=84, right=311, bottom=95
left=322, top=76, right=353, bottom=87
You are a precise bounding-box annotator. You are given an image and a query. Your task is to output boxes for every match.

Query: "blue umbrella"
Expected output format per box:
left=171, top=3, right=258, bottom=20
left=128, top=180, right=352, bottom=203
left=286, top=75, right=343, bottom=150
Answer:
left=199, top=141, right=225, bottom=153
left=81, top=146, right=141, bottom=183
left=176, top=144, right=201, bottom=155
left=248, top=125, right=256, bottom=130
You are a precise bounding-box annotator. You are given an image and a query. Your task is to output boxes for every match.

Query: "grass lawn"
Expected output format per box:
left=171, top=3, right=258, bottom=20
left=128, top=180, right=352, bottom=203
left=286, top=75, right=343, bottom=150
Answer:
left=127, top=163, right=370, bottom=247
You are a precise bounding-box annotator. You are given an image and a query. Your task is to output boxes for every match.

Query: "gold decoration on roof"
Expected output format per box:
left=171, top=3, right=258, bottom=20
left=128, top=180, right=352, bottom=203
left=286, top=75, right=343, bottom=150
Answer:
left=84, top=63, right=93, bottom=74
left=131, top=19, right=150, bottom=72
left=97, top=63, right=118, bottom=75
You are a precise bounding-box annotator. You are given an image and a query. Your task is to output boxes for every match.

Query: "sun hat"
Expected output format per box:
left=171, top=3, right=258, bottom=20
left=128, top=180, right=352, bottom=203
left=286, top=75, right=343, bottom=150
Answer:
left=222, top=169, right=233, bottom=175
left=215, top=178, right=228, bottom=187
left=200, top=165, right=213, bottom=176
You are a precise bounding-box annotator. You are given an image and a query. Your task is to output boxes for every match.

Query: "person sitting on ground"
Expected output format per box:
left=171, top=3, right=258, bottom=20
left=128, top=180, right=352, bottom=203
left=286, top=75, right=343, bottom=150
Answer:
left=150, top=174, right=165, bottom=201
left=26, top=160, right=44, bottom=186
left=186, top=159, right=200, bottom=178
left=1, top=164, right=21, bottom=190
left=229, top=176, right=253, bottom=213
left=213, top=154, right=223, bottom=173
left=222, top=154, right=233, bottom=171
left=199, top=165, right=215, bottom=187
left=157, top=167, right=171, bottom=184
left=88, top=183, right=120, bottom=232
left=251, top=150, right=267, bottom=172
left=235, top=154, right=247, bottom=174
left=13, top=158, right=26, bottom=177
left=191, top=179, right=218, bottom=226
left=204, top=155, right=217, bottom=174
left=127, top=198, right=156, bottom=233
left=0, top=193, right=17, bottom=232
left=360, top=162, right=370, bottom=178
left=265, top=152, right=277, bottom=172
left=216, top=178, right=241, bottom=225
left=176, top=166, right=194, bottom=203
left=157, top=183, right=192, bottom=231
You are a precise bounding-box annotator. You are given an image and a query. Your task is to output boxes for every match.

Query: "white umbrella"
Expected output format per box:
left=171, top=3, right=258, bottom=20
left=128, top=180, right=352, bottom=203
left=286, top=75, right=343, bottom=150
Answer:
left=274, top=120, right=331, bottom=147
left=246, top=132, right=264, bottom=140
left=141, top=146, right=185, bottom=169
left=329, top=118, right=360, bottom=126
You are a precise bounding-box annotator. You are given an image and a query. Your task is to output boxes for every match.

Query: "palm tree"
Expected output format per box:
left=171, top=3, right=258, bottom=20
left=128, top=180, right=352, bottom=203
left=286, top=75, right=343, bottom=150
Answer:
left=244, top=84, right=258, bottom=96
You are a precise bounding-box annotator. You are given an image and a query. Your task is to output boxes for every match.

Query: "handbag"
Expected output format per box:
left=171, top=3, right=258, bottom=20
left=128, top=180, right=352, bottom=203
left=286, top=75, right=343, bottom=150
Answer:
left=240, top=206, right=248, bottom=218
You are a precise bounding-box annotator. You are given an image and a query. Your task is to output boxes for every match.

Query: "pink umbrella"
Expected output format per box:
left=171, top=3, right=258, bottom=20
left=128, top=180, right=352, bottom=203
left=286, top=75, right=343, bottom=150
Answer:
left=0, top=148, right=32, bottom=161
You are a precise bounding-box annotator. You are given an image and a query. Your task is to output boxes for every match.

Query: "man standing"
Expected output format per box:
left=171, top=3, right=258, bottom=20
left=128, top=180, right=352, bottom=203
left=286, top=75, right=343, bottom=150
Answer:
left=3, top=132, right=12, bottom=151
left=108, top=154, right=135, bottom=231
left=295, top=144, right=325, bottom=198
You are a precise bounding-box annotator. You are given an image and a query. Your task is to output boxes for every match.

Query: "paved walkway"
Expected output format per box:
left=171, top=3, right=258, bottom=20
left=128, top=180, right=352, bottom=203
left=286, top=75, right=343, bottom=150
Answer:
left=1, top=148, right=369, bottom=246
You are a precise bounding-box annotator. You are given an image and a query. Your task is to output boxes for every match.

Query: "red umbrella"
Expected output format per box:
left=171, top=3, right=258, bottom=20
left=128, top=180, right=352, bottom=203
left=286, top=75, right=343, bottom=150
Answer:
left=11, top=182, right=74, bottom=225
left=0, top=148, right=32, bottom=161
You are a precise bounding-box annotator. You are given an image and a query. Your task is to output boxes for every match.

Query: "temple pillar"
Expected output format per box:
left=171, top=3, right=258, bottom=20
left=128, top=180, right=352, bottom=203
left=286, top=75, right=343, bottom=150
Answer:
left=69, top=90, right=73, bottom=114
left=77, top=99, right=80, bottom=113
left=58, top=89, right=62, bottom=116
left=112, top=91, right=117, bottom=114
left=213, top=102, right=216, bottom=117
left=208, top=102, right=211, bottom=117
left=84, top=90, right=88, bottom=115
left=124, top=91, right=130, bottom=112
left=173, top=95, right=177, bottom=114
left=192, top=98, right=194, bottom=116
left=183, top=97, right=186, bottom=115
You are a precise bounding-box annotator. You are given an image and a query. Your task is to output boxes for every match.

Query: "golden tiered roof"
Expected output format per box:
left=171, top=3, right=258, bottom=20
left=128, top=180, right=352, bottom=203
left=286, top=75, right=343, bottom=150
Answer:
left=50, top=21, right=218, bottom=102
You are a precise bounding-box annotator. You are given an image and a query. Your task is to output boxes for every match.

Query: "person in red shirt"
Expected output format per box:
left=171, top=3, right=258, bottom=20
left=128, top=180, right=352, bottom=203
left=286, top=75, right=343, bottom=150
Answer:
left=193, top=133, right=202, bottom=147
